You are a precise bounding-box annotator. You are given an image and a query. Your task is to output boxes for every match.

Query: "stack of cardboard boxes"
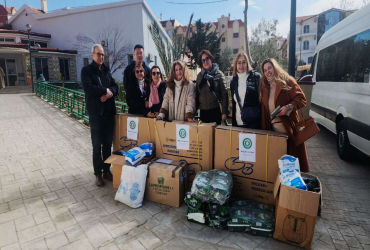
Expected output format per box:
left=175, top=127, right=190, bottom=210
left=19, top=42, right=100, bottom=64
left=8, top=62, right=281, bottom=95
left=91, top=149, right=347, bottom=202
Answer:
left=105, top=114, right=321, bottom=249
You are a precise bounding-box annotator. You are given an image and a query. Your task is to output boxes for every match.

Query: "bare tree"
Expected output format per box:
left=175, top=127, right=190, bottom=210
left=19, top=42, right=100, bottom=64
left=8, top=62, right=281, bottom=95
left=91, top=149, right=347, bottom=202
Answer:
left=73, top=25, right=133, bottom=75
left=339, top=0, right=354, bottom=10
left=244, top=0, right=254, bottom=66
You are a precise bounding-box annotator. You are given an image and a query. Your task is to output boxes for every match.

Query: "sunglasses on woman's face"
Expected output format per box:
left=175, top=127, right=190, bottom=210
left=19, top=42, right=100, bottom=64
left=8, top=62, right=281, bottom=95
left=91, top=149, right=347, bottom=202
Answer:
left=135, top=70, right=143, bottom=74
left=152, top=72, right=161, bottom=76
left=202, top=56, right=210, bottom=64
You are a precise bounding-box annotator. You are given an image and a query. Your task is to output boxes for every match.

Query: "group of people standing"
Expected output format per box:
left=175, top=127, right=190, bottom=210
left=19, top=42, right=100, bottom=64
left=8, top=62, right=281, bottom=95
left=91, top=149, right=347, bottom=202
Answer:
left=82, top=43, right=309, bottom=187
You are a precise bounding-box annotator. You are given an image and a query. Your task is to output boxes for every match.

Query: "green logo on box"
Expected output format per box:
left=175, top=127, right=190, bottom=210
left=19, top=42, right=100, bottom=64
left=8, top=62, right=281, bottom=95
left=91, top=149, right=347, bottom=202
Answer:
left=243, top=138, right=252, bottom=149
left=129, top=121, right=136, bottom=130
left=158, top=177, right=164, bottom=185
left=179, top=128, right=186, bottom=138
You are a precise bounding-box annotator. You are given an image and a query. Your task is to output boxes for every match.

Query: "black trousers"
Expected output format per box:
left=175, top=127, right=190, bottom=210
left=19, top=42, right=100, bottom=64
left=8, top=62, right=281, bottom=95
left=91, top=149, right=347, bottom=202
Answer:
left=89, top=114, right=115, bottom=176
left=200, top=107, right=222, bottom=125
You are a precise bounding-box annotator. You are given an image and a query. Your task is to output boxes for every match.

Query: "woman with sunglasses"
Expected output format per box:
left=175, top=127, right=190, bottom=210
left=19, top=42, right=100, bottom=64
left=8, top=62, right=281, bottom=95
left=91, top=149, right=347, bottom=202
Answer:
left=144, top=66, right=166, bottom=118
left=157, top=60, right=196, bottom=121
left=126, top=63, right=149, bottom=115
left=230, top=51, right=261, bottom=128
left=260, top=58, right=309, bottom=172
left=196, top=50, right=228, bottom=125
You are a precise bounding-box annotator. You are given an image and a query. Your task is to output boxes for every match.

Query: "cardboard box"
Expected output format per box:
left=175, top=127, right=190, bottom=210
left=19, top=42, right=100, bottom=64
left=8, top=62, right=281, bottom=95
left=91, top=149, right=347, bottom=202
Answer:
left=105, top=154, right=155, bottom=189
left=273, top=173, right=322, bottom=250
left=113, top=114, right=156, bottom=151
left=214, top=126, right=287, bottom=205
left=145, top=159, right=187, bottom=207
left=154, top=121, right=216, bottom=186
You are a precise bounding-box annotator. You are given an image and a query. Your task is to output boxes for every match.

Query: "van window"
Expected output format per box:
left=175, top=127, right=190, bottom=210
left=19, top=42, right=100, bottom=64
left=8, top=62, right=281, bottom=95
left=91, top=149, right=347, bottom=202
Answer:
left=316, top=28, right=370, bottom=83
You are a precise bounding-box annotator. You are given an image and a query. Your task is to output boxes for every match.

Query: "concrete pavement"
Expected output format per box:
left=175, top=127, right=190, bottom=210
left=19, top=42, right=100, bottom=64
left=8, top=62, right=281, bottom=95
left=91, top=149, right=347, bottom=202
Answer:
left=0, top=93, right=369, bottom=250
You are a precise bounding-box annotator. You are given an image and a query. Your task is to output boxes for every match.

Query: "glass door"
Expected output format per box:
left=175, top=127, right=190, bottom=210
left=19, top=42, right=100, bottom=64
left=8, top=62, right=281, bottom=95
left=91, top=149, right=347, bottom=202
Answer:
left=6, top=59, right=17, bottom=86
left=0, top=59, right=6, bottom=86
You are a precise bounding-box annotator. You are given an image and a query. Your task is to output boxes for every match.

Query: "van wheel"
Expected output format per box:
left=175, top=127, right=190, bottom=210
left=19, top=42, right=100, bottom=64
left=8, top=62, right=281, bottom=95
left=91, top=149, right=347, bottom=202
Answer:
left=337, top=120, right=353, bottom=160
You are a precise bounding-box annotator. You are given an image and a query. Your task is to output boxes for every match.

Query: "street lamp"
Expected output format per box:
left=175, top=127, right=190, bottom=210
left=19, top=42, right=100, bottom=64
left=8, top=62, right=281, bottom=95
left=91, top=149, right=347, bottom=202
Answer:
left=101, top=40, right=109, bottom=69
left=26, top=24, right=35, bottom=93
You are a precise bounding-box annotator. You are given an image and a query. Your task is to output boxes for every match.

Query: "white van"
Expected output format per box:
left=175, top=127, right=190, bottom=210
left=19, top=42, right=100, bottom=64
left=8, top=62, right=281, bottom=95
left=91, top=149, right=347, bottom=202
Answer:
left=307, top=4, right=370, bottom=160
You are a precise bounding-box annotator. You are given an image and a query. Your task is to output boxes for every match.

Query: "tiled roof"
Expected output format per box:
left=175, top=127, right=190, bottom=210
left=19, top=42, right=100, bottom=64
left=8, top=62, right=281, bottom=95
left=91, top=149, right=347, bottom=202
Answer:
left=0, top=29, right=51, bottom=38
left=4, top=6, right=17, bottom=14
left=28, top=6, right=45, bottom=14
left=228, top=19, right=243, bottom=28
left=296, top=15, right=317, bottom=23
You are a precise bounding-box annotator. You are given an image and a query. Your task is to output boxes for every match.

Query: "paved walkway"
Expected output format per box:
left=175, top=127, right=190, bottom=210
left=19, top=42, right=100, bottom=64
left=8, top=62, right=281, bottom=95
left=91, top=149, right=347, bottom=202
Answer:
left=0, top=94, right=369, bottom=250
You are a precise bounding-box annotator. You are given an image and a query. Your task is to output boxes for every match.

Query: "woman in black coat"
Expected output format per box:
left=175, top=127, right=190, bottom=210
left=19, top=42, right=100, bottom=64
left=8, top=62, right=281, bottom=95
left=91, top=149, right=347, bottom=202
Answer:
left=230, top=51, right=261, bottom=129
left=126, top=63, right=149, bottom=115
left=144, top=66, right=166, bottom=117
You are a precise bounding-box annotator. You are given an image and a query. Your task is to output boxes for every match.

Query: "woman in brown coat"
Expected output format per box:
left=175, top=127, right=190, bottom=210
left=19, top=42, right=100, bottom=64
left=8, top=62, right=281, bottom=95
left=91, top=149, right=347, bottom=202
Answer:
left=260, top=58, right=309, bottom=172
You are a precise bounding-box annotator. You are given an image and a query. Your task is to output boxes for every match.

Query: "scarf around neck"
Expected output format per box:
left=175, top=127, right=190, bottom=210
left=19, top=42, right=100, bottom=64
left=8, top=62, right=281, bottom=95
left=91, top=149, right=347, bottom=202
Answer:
left=149, top=81, right=160, bottom=108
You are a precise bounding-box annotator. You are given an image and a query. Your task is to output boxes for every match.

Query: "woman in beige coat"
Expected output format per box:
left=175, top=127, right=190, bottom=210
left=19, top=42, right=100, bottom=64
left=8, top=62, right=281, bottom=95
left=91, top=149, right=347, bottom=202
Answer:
left=157, top=60, right=196, bottom=121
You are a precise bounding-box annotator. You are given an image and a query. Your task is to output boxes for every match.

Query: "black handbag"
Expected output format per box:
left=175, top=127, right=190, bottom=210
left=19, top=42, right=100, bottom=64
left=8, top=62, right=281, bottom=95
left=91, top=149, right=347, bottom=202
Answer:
left=234, top=81, right=261, bottom=124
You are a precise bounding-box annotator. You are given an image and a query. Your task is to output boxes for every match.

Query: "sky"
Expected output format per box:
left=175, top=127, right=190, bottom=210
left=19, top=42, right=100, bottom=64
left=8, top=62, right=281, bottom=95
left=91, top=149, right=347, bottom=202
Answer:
left=10, top=0, right=368, bottom=38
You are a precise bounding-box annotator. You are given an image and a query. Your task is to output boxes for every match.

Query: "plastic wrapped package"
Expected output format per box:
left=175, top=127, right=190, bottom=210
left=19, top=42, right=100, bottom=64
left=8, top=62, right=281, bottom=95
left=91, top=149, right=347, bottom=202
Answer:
left=278, top=155, right=300, bottom=175
left=280, top=171, right=307, bottom=190
left=184, top=192, right=206, bottom=224
left=138, top=142, right=153, bottom=157
left=228, top=208, right=275, bottom=236
left=125, top=147, right=146, bottom=165
left=230, top=200, right=275, bottom=214
left=190, top=170, right=233, bottom=205
left=207, top=214, right=229, bottom=230
left=208, top=203, right=229, bottom=217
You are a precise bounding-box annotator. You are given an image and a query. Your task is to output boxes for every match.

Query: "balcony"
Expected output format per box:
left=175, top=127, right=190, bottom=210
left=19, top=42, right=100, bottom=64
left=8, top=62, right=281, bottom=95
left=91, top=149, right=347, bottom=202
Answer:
left=295, top=45, right=316, bottom=54
left=297, top=28, right=317, bottom=38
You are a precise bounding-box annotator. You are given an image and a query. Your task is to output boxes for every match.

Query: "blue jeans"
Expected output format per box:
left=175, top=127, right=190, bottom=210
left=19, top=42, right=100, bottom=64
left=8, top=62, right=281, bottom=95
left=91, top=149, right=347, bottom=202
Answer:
left=89, top=115, right=115, bottom=176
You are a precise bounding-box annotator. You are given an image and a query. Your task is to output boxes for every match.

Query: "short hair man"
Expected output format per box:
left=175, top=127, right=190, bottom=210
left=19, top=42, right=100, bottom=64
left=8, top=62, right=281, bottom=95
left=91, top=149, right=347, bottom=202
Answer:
left=123, top=44, right=150, bottom=91
left=81, top=44, right=119, bottom=187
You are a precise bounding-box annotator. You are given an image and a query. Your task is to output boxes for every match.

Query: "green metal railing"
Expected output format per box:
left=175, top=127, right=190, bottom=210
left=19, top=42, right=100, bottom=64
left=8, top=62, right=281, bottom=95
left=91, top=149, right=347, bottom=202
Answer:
left=35, top=81, right=127, bottom=122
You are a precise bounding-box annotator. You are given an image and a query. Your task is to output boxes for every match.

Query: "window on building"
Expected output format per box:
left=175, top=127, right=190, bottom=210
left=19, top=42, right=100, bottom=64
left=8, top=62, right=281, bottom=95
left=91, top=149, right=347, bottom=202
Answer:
left=59, top=58, right=70, bottom=81
left=316, top=28, right=370, bottom=83
left=308, top=57, right=313, bottom=64
left=190, top=27, right=193, bottom=32
left=35, top=57, right=49, bottom=81
left=222, top=37, right=226, bottom=42
left=303, top=41, right=309, bottom=50
left=83, top=58, right=89, bottom=67
left=128, top=54, right=134, bottom=65
left=167, top=29, right=172, bottom=37
left=304, top=25, right=310, bottom=33
left=233, top=33, right=239, bottom=38
left=324, top=11, right=340, bottom=32
left=233, top=49, right=238, bottom=54
left=21, top=40, right=48, bottom=47
left=0, top=38, right=15, bottom=43
left=222, top=24, right=225, bottom=28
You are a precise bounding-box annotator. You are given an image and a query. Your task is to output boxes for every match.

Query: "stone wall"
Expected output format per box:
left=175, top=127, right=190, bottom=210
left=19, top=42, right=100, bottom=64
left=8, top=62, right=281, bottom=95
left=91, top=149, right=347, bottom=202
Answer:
left=30, top=53, right=77, bottom=81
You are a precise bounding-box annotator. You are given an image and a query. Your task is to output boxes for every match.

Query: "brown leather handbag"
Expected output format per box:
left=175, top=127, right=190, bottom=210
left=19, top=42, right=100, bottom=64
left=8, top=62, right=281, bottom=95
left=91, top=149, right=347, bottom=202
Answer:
left=290, top=109, right=320, bottom=146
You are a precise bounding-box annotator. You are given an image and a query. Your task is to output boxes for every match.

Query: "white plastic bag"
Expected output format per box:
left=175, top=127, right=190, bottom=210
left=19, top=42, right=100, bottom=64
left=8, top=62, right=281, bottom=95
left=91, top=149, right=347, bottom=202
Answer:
left=278, top=154, right=300, bottom=175
left=125, top=147, right=146, bottom=165
left=115, top=164, right=148, bottom=208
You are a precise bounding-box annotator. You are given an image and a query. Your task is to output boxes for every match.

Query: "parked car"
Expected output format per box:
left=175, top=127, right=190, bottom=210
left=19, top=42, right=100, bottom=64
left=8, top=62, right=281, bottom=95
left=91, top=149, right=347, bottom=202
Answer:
left=299, top=4, right=370, bottom=160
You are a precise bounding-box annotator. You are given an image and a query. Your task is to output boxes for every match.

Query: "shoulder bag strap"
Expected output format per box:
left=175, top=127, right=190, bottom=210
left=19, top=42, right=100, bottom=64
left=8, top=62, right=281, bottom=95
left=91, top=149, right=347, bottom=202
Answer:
left=206, top=80, right=222, bottom=111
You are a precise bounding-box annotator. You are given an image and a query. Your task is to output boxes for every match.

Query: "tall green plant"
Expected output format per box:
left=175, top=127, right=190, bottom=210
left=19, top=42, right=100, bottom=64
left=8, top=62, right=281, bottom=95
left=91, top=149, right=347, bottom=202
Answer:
left=148, top=21, right=172, bottom=77
left=186, top=19, right=223, bottom=69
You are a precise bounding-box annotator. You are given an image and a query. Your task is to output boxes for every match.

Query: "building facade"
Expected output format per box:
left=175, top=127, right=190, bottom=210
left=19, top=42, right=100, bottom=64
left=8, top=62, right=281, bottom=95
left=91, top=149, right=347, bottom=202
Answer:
left=161, top=14, right=246, bottom=55
left=9, top=0, right=170, bottom=81
left=295, top=8, right=356, bottom=65
left=0, top=24, right=77, bottom=87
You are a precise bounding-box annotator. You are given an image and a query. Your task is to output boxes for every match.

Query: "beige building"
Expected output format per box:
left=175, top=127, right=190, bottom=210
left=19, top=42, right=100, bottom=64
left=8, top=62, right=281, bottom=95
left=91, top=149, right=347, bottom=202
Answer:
left=161, top=14, right=246, bottom=55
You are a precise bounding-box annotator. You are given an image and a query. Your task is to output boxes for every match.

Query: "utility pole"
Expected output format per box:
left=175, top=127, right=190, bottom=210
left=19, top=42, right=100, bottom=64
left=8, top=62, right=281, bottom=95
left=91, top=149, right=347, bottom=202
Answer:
left=288, top=0, right=296, bottom=77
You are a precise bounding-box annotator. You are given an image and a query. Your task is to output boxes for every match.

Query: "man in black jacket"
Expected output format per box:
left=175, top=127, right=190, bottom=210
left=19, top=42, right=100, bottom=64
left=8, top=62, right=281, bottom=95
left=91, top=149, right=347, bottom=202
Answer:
left=123, top=44, right=150, bottom=91
left=82, top=44, right=119, bottom=187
